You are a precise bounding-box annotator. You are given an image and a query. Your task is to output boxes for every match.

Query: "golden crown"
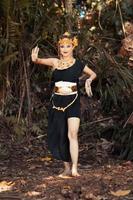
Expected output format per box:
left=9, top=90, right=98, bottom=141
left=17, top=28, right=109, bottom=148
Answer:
left=58, top=32, right=78, bottom=47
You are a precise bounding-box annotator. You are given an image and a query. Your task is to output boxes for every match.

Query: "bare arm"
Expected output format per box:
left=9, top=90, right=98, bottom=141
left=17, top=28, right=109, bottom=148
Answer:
left=31, top=46, right=58, bottom=68
left=83, top=65, right=97, bottom=97
left=83, top=65, right=97, bottom=81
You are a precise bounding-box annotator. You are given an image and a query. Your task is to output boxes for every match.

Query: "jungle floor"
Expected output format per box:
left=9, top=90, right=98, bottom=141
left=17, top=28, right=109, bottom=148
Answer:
left=0, top=123, right=133, bottom=200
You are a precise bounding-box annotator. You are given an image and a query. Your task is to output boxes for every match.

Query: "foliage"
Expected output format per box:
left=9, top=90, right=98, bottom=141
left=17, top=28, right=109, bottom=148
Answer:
left=75, top=0, right=133, bottom=115
left=0, top=0, right=76, bottom=127
left=0, top=0, right=133, bottom=160
left=102, top=124, right=133, bottom=160
left=118, top=125, right=133, bottom=160
left=89, top=47, right=132, bottom=114
left=76, top=0, right=133, bottom=160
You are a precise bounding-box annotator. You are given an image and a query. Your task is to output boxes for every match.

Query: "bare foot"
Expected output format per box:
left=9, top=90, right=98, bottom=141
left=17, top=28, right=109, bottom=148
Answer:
left=58, top=169, right=72, bottom=178
left=72, top=171, right=80, bottom=177
left=72, top=168, right=80, bottom=177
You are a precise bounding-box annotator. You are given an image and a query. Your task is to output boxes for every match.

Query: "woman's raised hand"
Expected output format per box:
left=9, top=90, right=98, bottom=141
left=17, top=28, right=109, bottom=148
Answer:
left=31, top=46, right=39, bottom=62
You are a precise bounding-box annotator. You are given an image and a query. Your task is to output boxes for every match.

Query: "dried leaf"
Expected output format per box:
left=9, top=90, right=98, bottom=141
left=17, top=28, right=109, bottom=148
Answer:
left=110, top=189, right=131, bottom=197
left=0, top=181, right=14, bottom=187
left=27, top=191, right=40, bottom=196
left=0, top=181, right=15, bottom=192
left=63, top=185, right=71, bottom=189
left=40, top=157, right=52, bottom=161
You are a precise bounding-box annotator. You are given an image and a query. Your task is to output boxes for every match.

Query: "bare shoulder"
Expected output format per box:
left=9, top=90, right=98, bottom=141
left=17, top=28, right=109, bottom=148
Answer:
left=52, top=58, right=59, bottom=69
left=52, top=58, right=59, bottom=66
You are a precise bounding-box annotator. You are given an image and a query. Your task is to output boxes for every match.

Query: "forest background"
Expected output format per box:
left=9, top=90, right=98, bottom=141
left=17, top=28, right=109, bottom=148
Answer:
left=0, top=0, right=133, bottom=161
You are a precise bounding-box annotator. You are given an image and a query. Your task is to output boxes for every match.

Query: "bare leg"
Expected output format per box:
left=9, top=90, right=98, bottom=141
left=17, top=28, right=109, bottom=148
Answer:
left=68, top=117, right=80, bottom=176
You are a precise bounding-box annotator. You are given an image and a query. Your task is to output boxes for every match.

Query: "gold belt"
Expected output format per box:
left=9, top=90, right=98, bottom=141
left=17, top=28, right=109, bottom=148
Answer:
left=52, top=93, right=78, bottom=112
left=54, top=85, right=77, bottom=93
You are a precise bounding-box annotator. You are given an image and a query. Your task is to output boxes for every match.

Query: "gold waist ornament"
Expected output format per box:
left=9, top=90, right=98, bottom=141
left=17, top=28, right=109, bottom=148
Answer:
left=52, top=93, right=78, bottom=112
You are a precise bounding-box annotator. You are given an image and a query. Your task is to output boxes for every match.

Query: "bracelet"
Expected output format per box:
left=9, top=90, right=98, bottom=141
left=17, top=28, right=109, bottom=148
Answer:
left=87, top=78, right=92, bottom=83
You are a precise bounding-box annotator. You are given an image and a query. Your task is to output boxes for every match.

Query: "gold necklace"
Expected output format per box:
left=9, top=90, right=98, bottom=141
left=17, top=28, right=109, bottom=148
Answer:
left=58, top=58, right=75, bottom=69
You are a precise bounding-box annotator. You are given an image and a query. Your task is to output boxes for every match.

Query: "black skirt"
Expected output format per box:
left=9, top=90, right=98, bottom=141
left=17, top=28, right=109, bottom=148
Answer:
left=47, top=93, right=80, bottom=162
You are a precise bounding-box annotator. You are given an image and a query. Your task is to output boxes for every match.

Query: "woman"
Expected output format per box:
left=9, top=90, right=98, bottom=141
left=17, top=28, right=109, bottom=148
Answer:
left=31, top=32, right=96, bottom=177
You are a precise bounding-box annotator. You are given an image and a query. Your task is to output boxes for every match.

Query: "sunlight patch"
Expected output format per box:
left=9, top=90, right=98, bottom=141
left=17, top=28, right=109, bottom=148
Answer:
left=26, top=191, right=41, bottom=197
left=0, top=181, right=15, bottom=192
left=110, top=189, right=131, bottom=197
left=36, top=183, right=47, bottom=189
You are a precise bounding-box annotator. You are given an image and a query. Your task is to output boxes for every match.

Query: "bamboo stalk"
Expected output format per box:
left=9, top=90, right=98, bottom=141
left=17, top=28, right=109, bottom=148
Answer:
left=17, top=85, right=26, bottom=124
left=116, top=0, right=126, bottom=38
left=21, top=49, right=32, bottom=127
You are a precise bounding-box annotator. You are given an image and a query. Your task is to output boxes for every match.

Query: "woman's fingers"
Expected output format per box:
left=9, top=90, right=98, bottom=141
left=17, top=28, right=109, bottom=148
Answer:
left=86, top=88, right=92, bottom=97
left=31, top=46, right=39, bottom=62
left=31, top=48, right=34, bottom=54
left=32, top=46, right=39, bottom=54
left=34, top=46, right=38, bottom=53
left=85, top=80, right=88, bottom=89
left=88, top=87, right=93, bottom=96
left=36, top=47, right=39, bottom=54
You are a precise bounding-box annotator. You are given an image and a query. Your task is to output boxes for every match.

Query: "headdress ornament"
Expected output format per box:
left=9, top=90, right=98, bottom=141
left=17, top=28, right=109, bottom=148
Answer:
left=63, top=32, right=71, bottom=37
left=58, top=32, right=78, bottom=47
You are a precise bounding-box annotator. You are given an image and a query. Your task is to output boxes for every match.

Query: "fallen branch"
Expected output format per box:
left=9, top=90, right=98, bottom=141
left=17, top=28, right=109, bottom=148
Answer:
left=81, top=116, right=118, bottom=127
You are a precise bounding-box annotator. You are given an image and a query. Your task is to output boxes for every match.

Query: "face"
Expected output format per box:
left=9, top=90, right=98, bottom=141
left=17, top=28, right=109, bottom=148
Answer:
left=59, top=42, right=74, bottom=58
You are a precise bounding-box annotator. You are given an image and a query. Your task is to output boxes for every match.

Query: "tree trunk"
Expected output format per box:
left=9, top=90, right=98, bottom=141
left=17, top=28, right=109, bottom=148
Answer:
left=21, top=48, right=32, bottom=128
left=65, top=0, right=73, bottom=14
left=64, top=0, right=76, bottom=32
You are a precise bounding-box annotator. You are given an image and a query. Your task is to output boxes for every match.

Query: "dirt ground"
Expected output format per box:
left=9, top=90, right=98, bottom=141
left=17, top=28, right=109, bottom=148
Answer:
left=0, top=138, right=133, bottom=200
left=0, top=114, right=133, bottom=200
